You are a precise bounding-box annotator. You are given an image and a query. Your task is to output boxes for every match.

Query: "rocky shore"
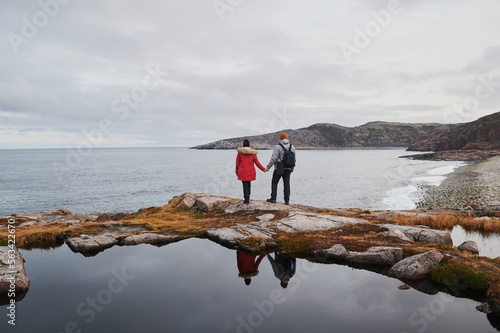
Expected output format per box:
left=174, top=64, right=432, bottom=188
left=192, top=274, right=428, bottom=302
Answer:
left=1, top=193, right=500, bottom=314
left=418, top=156, right=500, bottom=210
left=403, top=149, right=500, bottom=162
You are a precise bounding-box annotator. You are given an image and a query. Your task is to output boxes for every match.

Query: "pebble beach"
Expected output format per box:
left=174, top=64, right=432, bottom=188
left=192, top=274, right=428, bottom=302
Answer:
left=418, top=156, right=500, bottom=209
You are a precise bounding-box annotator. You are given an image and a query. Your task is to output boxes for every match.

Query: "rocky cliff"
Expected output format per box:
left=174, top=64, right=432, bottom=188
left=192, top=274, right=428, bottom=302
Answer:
left=408, top=111, right=500, bottom=151
left=192, top=121, right=450, bottom=149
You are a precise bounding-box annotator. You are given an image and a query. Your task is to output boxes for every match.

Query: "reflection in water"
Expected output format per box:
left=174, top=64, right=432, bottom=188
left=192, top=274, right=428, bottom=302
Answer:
left=237, top=251, right=265, bottom=286
left=1, top=239, right=499, bottom=333
left=450, top=226, right=500, bottom=258
left=267, top=253, right=297, bottom=289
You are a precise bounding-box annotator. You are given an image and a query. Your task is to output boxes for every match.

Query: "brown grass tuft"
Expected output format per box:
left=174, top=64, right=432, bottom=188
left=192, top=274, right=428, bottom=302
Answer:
left=392, top=214, right=500, bottom=233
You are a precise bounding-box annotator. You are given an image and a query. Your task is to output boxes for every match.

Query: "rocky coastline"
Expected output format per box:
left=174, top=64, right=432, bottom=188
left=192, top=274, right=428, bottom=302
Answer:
left=417, top=156, right=500, bottom=210
left=403, top=149, right=500, bottom=162
left=2, top=192, right=500, bottom=315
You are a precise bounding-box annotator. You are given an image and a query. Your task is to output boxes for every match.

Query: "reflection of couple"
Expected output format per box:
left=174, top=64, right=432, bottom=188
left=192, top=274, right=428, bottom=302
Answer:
left=235, top=133, right=295, bottom=205
left=237, top=251, right=296, bottom=288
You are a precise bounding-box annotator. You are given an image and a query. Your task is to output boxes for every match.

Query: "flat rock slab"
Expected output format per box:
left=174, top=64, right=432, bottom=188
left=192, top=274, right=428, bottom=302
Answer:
left=206, top=228, right=248, bottom=248
left=224, top=200, right=299, bottom=214
left=0, top=247, right=30, bottom=293
left=277, top=212, right=366, bottom=232
left=379, top=224, right=453, bottom=246
left=389, top=250, right=444, bottom=280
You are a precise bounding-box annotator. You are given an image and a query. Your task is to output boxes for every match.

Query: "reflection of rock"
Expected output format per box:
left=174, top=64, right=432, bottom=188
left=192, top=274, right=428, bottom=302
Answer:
left=380, top=224, right=453, bottom=245
left=457, top=241, right=479, bottom=255
left=0, top=247, right=30, bottom=296
left=66, top=235, right=119, bottom=254
left=397, top=278, right=440, bottom=295
left=389, top=250, right=444, bottom=280
left=0, top=290, right=28, bottom=306
left=345, top=246, right=403, bottom=266
left=477, top=302, right=493, bottom=314
left=120, top=233, right=188, bottom=246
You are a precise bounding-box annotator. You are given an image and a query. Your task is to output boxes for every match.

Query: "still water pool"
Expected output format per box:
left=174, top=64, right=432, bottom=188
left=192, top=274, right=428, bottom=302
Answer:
left=1, top=238, right=498, bottom=333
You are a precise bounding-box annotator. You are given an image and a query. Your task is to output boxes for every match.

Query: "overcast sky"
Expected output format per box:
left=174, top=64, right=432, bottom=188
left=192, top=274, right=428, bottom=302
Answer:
left=1, top=0, right=500, bottom=149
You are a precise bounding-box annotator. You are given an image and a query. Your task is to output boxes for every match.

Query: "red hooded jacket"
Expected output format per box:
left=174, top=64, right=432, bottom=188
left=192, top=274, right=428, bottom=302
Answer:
left=236, top=147, right=266, bottom=181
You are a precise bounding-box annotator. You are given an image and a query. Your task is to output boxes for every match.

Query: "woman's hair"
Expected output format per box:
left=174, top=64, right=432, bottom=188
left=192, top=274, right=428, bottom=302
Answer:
left=243, top=139, right=250, bottom=147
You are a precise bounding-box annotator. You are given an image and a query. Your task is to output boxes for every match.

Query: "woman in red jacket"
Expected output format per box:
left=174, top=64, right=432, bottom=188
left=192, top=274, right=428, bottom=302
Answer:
left=235, top=139, right=267, bottom=204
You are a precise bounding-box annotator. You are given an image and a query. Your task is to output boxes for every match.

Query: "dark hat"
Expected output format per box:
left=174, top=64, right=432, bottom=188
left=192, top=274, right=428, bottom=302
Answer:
left=243, top=139, right=250, bottom=147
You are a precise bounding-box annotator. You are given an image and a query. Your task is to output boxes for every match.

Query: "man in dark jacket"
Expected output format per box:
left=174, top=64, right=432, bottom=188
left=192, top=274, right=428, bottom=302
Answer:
left=267, top=252, right=296, bottom=288
left=266, top=132, right=295, bottom=205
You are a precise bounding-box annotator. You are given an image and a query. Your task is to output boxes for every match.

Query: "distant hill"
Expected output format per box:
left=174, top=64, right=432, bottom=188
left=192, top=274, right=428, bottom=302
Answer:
left=407, top=111, right=500, bottom=151
left=192, top=121, right=451, bottom=150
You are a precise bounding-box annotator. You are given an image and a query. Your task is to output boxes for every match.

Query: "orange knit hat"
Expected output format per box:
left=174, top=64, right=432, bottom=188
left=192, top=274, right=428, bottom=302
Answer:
left=280, top=132, right=288, bottom=140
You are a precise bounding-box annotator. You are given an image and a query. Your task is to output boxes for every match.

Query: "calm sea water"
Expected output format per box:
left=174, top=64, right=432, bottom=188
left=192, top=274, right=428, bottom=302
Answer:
left=0, top=147, right=463, bottom=216
left=1, top=239, right=497, bottom=333
left=1, top=148, right=499, bottom=332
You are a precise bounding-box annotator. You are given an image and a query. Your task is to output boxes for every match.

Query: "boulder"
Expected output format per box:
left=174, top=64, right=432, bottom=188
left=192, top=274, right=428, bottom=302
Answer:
left=457, top=241, right=479, bottom=255
left=345, top=246, right=403, bottom=266
left=389, top=250, right=444, bottom=280
left=381, top=229, right=412, bottom=242
left=120, top=233, right=187, bottom=246
left=317, top=244, right=348, bottom=261
left=194, top=195, right=232, bottom=212
left=49, top=208, right=72, bottom=216
left=379, top=224, right=453, bottom=246
left=174, top=193, right=197, bottom=209
left=0, top=247, right=30, bottom=293
left=95, top=212, right=131, bottom=222
left=66, top=235, right=119, bottom=253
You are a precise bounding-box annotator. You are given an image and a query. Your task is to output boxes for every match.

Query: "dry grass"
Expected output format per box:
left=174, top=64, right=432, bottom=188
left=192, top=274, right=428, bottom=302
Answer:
left=391, top=214, right=500, bottom=233
left=0, top=222, right=106, bottom=248
left=123, top=200, right=254, bottom=235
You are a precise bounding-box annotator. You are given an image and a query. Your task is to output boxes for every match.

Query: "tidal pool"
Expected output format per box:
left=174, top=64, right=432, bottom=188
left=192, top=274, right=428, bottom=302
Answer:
left=1, top=238, right=498, bottom=333
left=450, top=226, right=500, bottom=259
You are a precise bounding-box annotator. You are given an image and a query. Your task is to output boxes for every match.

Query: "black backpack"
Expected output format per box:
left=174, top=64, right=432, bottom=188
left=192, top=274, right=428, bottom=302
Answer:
left=279, top=143, right=296, bottom=169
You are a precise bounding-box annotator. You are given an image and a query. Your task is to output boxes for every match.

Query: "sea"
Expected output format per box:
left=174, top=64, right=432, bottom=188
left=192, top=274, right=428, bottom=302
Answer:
left=2, top=148, right=500, bottom=333
left=0, top=147, right=463, bottom=216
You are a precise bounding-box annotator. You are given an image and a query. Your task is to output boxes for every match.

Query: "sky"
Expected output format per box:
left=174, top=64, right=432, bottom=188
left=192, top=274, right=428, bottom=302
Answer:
left=1, top=0, right=500, bottom=149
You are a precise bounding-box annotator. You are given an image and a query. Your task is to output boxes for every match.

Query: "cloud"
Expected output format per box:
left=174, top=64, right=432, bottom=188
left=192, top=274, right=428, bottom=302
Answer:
left=1, top=0, right=500, bottom=148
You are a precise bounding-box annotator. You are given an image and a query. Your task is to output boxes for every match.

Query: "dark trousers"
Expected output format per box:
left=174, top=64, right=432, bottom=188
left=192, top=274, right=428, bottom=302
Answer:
left=271, top=170, right=291, bottom=203
left=242, top=181, right=251, bottom=201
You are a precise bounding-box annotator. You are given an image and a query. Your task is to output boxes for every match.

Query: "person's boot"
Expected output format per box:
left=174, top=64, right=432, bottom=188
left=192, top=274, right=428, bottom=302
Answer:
left=266, top=199, right=276, bottom=203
